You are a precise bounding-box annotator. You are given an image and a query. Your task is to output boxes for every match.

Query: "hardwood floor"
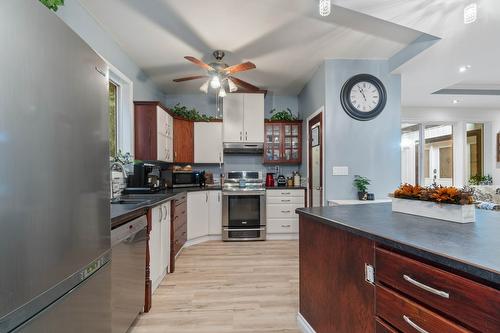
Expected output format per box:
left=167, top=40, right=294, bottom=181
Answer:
left=130, top=240, right=300, bottom=333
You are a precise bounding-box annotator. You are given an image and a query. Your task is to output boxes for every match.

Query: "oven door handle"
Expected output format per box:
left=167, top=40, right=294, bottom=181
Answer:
left=222, top=191, right=266, bottom=196
left=223, top=228, right=266, bottom=231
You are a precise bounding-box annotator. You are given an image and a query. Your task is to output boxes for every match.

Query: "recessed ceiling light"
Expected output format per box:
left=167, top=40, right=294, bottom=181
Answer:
left=453, top=99, right=460, bottom=104
left=319, top=0, right=331, bottom=17
left=464, top=3, right=477, bottom=24
left=459, top=65, right=472, bottom=72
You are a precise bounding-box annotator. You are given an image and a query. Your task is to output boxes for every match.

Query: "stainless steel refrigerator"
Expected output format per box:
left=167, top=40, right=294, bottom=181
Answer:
left=0, top=1, right=111, bottom=332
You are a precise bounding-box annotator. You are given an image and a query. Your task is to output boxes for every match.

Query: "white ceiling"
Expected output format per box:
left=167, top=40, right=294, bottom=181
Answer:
left=334, top=0, right=500, bottom=109
left=79, top=0, right=422, bottom=95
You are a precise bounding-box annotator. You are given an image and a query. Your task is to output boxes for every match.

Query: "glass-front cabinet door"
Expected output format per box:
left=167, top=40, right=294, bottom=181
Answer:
left=264, top=121, right=302, bottom=164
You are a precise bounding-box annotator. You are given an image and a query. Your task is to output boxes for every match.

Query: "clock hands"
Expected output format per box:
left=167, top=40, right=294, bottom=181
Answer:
left=357, top=85, right=367, bottom=101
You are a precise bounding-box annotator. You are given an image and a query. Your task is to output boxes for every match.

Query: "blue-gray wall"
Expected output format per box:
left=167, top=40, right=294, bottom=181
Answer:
left=56, top=0, right=165, bottom=101
left=324, top=59, right=401, bottom=200
left=165, top=93, right=299, bottom=119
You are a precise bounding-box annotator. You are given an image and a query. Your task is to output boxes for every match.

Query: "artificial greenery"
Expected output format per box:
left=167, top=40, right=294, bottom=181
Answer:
left=353, top=175, right=371, bottom=193
left=40, top=0, right=64, bottom=11
left=170, top=103, right=216, bottom=121
left=268, top=108, right=298, bottom=121
left=469, top=174, right=493, bottom=186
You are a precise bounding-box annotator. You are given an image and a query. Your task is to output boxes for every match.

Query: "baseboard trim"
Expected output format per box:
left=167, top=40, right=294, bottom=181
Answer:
left=184, top=235, right=222, bottom=248
left=297, top=313, right=316, bottom=333
left=267, top=233, right=299, bottom=240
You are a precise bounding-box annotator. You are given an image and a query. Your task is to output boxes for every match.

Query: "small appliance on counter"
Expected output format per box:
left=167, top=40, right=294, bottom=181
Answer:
left=293, top=171, right=301, bottom=187
left=277, top=175, right=287, bottom=187
left=164, top=167, right=205, bottom=188
left=265, top=173, right=275, bottom=187
left=126, top=162, right=166, bottom=194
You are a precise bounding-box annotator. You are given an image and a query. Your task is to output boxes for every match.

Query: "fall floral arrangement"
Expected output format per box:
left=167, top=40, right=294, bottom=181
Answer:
left=393, top=184, right=475, bottom=205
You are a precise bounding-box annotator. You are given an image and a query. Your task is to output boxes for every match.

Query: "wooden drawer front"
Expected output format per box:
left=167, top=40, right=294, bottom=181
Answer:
left=173, top=231, right=186, bottom=255
left=173, top=218, right=186, bottom=234
left=267, top=204, right=302, bottom=218
left=376, top=319, right=399, bottom=333
left=376, top=248, right=500, bottom=333
left=267, top=196, right=304, bottom=204
left=267, top=189, right=304, bottom=198
left=174, top=195, right=187, bottom=207
left=173, top=202, right=187, bottom=219
left=377, top=286, right=470, bottom=333
left=267, top=218, right=298, bottom=234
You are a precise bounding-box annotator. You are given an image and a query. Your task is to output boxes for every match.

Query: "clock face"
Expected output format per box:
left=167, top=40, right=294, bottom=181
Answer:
left=340, top=74, right=387, bottom=121
left=349, top=81, right=380, bottom=112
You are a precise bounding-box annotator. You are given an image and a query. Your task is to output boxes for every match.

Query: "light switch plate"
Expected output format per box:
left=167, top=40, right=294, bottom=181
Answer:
left=332, top=166, right=349, bottom=176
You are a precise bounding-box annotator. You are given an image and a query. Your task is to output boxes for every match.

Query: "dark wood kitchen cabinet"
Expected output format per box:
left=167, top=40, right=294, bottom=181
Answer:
left=173, top=118, right=194, bottom=163
left=299, top=215, right=375, bottom=333
left=264, top=120, right=302, bottom=164
left=170, top=193, right=187, bottom=273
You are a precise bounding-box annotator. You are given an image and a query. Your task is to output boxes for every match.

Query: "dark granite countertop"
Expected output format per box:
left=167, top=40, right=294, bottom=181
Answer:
left=296, top=203, right=500, bottom=285
left=111, top=186, right=221, bottom=227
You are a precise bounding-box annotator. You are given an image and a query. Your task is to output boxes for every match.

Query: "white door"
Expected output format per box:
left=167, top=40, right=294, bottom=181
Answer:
left=160, top=203, right=171, bottom=275
left=150, top=205, right=162, bottom=290
left=223, top=94, right=244, bottom=142
left=243, top=93, right=264, bottom=142
left=187, top=191, right=209, bottom=240
left=208, top=191, right=222, bottom=235
left=194, top=122, right=223, bottom=164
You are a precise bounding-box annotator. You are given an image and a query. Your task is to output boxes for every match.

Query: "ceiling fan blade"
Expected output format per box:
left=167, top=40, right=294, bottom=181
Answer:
left=227, top=78, right=238, bottom=92
left=225, top=61, right=256, bottom=74
left=184, top=56, right=214, bottom=70
left=229, top=76, right=260, bottom=92
left=173, top=75, right=208, bottom=82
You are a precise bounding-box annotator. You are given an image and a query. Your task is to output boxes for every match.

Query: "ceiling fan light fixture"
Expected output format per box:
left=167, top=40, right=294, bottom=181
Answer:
left=319, top=0, right=331, bottom=17
left=218, top=87, right=227, bottom=98
left=210, top=76, right=221, bottom=89
left=200, top=80, right=209, bottom=93
left=228, top=79, right=238, bottom=92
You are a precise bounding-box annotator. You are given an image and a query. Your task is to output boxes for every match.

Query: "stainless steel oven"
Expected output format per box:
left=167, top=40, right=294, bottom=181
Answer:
left=222, top=171, right=266, bottom=241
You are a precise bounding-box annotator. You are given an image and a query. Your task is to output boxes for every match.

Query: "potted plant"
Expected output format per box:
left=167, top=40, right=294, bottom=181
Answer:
left=354, top=175, right=370, bottom=200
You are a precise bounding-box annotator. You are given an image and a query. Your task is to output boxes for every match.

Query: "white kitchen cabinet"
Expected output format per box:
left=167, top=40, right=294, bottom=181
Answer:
left=156, top=106, right=173, bottom=162
left=194, top=122, right=223, bottom=164
left=242, top=93, right=264, bottom=142
left=150, top=201, right=171, bottom=292
left=208, top=191, right=222, bottom=235
left=223, top=93, right=264, bottom=143
left=223, top=94, right=244, bottom=142
left=266, top=189, right=305, bottom=235
left=187, top=191, right=209, bottom=240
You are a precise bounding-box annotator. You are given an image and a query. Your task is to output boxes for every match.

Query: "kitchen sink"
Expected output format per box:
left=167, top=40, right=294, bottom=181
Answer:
left=110, top=198, right=150, bottom=205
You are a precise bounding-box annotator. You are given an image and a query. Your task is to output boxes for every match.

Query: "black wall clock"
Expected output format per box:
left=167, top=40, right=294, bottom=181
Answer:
left=340, top=74, right=387, bottom=121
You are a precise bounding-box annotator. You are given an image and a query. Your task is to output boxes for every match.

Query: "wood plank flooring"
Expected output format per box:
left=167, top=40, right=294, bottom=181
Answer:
left=130, top=240, right=300, bottom=333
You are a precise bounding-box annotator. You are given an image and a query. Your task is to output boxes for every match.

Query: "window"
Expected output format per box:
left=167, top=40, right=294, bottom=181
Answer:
left=108, top=80, right=118, bottom=158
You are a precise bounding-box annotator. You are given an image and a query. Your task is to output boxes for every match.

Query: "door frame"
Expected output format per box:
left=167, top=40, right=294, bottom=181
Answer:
left=306, top=107, right=325, bottom=207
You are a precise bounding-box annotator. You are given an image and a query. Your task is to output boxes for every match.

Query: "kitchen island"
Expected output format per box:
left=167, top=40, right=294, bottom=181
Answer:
left=296, top=203, right=499, bottom=333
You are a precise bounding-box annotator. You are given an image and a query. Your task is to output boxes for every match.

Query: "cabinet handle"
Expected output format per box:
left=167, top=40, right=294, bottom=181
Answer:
left=206, top=192, right=208, bottom=202
left=281, top=224, right=291, bottom=228
left=281, top=192, right=291, bottom=195
left=403, top=315, right=429, bottom=333
left=159, top=207, right=163, bottom=222
left=240, top=131, right=242, bottom=141
left=281, top=210, right=291, bottom=213
left=218, top=192, right=221, bottom=202
left=403, top=275, right=450, bottom=299
left=163, top=206, right=168, bottom=221
left=281, top=199, right=291, bottom=202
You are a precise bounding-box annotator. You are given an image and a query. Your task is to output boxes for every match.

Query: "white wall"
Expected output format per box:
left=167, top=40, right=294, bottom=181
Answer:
left=402, top=107, right=500, bottom=185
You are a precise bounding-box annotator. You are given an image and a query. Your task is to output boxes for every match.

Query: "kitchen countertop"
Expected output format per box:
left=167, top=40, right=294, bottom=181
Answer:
left=111, top=186, right=221, bottom=228
left=296, top=203, right=500, bottom=285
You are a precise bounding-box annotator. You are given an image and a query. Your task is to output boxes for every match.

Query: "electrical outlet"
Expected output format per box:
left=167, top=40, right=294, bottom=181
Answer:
left=332, top=166, right=349, bottom=176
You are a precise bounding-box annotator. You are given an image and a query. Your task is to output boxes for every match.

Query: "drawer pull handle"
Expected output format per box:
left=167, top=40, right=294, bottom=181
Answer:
left=281, top=192, right=291, bottom=195
left=403, top=315, right=429, bottom=333
left=403, top=275, right=450, bottom=299
left=281, top=224, right=291, bottom=228
left=281, top=210, right=291, bottom=213
left=281, top=199, right=291, bottom=202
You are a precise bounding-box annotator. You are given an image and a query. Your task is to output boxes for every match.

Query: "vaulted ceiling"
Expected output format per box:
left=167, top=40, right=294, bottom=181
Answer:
left=79, top=0, right=500, bottom=108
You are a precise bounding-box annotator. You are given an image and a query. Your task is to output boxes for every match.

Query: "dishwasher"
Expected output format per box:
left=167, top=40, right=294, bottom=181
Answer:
left=111, top=215, right=148, bottom=333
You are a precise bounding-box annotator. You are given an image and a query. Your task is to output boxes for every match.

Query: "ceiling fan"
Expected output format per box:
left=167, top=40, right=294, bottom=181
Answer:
left=173, top=50, right=263, bottom=97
